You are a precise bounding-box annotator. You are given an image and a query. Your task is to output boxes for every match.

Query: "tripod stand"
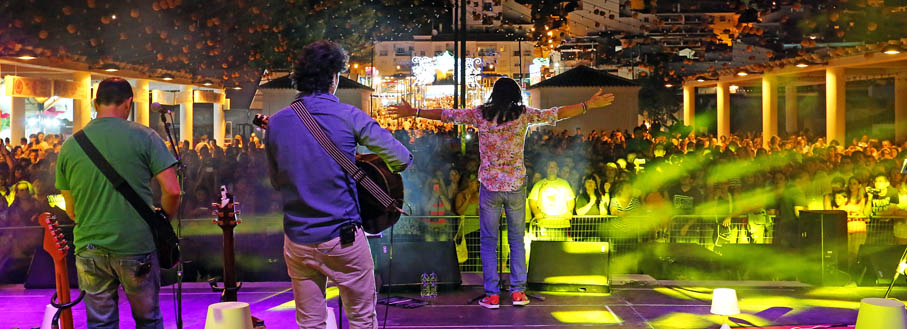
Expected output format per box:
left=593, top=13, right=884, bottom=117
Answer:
left=468, top=216, right=545, bottom=305
left=159, top=108, right=186, bottom=328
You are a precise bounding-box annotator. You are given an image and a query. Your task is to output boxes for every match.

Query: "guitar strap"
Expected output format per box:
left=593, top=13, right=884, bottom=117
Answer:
left=288, top=99, right=403, bottom=214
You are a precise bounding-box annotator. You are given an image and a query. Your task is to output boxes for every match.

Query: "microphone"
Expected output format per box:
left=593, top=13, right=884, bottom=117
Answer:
left=151, top=102, right=170, bottom=114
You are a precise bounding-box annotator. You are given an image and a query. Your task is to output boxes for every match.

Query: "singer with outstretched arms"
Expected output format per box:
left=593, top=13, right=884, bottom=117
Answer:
left=265, top=41, right=412, bottom=329
left=388, top=78, right=614, bottom=309
left=55, top=78, right=181, bottom=329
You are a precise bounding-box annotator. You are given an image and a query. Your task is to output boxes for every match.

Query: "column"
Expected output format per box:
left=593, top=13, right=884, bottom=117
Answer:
left=683, top=85, right=695, bottom=129
left=213, top=99, right=225, bottom=146
left=10, top=97, right=25, bottom=144
left=71, top=72, right=92, bottom=132
left=134, top=79, right=150, bottom=127
left=716, top=82, right=731, bottom=139
left=762, top=74, right=778, bottom=148
left=826, top=67, right=846, bottom=144
left=179, top=85, right=194, bottom=144
left=785, top=84, right=799, bottom=135
left=895, top=75, right=907, bottom=143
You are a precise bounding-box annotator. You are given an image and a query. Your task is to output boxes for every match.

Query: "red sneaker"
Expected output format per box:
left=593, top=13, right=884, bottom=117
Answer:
left=479, top=295, right=500, bottom=309
left=512, top=292, right=530, bottom=306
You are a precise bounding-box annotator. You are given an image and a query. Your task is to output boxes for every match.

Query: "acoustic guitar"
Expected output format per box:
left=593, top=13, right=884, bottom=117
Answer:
left=252, top=113, right=405, bottom=233
left=38, top=212, right=84, bottom=329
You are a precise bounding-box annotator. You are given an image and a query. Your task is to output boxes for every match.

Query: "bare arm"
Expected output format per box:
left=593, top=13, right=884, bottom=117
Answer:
left=387, top=100, right=445, bottom=121
left=61, top=190, right=75, bottom=222
left=556, top=89, right=615, bottom=121
left=155, top=167, right=181, bottom=217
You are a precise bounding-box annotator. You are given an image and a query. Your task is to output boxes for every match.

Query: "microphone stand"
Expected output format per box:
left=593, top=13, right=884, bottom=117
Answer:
left=160, top=110, right=186, bottom=329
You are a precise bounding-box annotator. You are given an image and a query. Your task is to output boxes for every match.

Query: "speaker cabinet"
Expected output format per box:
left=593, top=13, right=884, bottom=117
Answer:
left=798, top=210, right=849, bottom=285
left=527, top=241, right=610, bottom=293
left=858, top=244, right=907, bottom=286
left=370, top=241, right=461, bottom=290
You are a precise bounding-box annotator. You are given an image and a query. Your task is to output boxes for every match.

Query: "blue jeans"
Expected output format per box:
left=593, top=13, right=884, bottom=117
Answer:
left=479, top=184, right=527, bottom=295
left=75, top=247, right=162, bottom=329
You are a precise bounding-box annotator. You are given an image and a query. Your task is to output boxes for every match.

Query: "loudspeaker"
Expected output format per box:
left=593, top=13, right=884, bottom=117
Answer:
left=639, top=243, right=722, bottom=280
left=25, top=247, right=79, bottom=289
left=857, top=244, right=907, bottom=286
left=370, top=241, right=461, bottom=290
left=798, top=210, right=849, bottom=285
left=527, top=241, right=610, bottom=293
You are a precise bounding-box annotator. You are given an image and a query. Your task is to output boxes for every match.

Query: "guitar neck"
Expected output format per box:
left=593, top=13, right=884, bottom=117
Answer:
left=55, top=260, right=73, bottom=329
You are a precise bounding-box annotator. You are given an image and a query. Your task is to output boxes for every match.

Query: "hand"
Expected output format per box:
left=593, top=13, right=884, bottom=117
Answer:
left=387, top=100, right=416, bottom=118
left=584, top=89, right=615, bottom=109
left=722, top=217, right=731, bottom=227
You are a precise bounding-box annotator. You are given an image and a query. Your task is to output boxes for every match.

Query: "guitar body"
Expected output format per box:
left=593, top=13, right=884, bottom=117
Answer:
left=253, top=114, right=406, bottom=234
left=356, top=153, right=404, bottom=234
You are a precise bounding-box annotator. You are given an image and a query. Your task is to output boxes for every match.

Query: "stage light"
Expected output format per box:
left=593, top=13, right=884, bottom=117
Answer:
left=202, top=80, right=214, bottom=86
left=664, top=83, right=674, bottom=88
left=99, top=63, right=120, bottom=72
left=696, top=77, right=706, bottom=82
left=711, top=288, right=739, bottom=329
left=795, top=61, right=809, bottom=68
left=161, top=74, right=175, bottom=81
left=16, top=50, right=37, bottom=60
left=883, top=45, right=902, bottom=55
left=736, top=70, right=748, bottom=77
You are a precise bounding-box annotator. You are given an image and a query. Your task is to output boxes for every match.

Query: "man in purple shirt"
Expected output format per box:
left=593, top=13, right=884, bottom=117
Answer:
left=265, top=41, right=411, bottom=329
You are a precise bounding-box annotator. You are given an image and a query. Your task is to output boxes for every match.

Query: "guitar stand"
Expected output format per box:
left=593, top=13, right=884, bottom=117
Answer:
left=209, top=278, right=243, bottom=300
left=50, top=290, right=85, bottom=329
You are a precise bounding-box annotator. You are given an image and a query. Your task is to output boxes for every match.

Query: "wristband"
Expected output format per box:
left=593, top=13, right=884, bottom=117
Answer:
left=581, top=102, right=588, bottom=114
left=416, top=108, right=422, bottom=118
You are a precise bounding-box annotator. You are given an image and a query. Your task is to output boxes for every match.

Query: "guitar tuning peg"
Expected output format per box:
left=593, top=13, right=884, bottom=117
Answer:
left=63, top=246, right=70, bottom=252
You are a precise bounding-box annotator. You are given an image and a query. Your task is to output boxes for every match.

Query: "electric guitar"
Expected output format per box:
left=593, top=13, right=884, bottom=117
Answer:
left=209, top=185, right=241, bottom=302
left=252, top=113, right=405, bottom=233
left=208, top=186, right=266, bottom=328
left=38, top=212, right=84, bottom=329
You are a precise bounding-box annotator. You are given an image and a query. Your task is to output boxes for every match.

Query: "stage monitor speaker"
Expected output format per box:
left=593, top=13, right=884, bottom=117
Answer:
left=25, top=247, right=79, bottom=289
left=370, top=241, right=461, bottom=290
left=639, top=243, right=722, bottom=280
left=798, top=210, right=849, bottom=286
left=527, top=241, right=610, bottom=293
left=857, top=244, right=907, bottom=286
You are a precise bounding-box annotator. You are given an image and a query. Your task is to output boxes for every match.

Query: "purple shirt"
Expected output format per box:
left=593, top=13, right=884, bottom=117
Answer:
left=265, top=93, right=412, bottom=244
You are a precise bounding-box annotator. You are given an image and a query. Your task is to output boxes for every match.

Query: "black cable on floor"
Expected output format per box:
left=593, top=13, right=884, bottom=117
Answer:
left=381, top=224, right=395, bottom=329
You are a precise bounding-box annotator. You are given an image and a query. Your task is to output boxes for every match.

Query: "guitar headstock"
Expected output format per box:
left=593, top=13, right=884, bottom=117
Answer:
left=252, top=114, right=269, bottom=130
left=211, top=185, right=240, bottom=228
left=38, top=212, right=68, bottom=262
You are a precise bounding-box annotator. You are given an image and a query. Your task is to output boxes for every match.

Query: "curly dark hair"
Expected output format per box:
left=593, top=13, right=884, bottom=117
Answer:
left=290, top=40, right=349, bottom=95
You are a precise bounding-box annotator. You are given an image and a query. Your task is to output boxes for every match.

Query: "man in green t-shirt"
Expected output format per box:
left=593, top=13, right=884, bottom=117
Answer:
left=55, top=78, right=180, bottom=329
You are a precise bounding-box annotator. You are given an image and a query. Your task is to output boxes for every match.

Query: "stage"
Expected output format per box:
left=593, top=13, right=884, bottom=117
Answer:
left=0, top=274, right=895, bottom=329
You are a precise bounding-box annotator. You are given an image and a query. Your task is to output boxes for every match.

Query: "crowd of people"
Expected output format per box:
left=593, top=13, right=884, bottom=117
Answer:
left=2, top=120, right=907, bottom=281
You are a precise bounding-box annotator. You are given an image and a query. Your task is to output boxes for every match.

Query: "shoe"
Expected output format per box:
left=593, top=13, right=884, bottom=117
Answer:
left=512, top=292, right=530, bottom=306
left=479, top=295, right=500, bottom=309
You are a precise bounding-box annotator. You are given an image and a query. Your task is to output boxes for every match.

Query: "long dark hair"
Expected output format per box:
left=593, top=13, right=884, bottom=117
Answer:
left=481, top=78, right=526, bottom=124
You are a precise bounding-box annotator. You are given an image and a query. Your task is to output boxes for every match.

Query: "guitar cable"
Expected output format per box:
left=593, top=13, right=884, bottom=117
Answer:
left=381, top=219, right=395, bottom=329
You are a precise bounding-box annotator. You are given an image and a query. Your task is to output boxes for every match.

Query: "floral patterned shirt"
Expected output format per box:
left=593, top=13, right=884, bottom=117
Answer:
left=441, top=106, right=559, bottom=192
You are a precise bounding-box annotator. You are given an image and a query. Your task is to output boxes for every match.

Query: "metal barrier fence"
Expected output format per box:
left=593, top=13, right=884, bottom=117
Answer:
left=2, top=214, right=907, bottom=276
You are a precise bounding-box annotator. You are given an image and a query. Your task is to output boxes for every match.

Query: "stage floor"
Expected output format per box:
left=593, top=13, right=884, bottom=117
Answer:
left=0, top=277, right=897, bottom=329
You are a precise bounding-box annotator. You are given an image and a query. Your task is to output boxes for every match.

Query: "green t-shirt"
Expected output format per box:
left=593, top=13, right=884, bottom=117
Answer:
left=55, top=117, right=177, bottom=255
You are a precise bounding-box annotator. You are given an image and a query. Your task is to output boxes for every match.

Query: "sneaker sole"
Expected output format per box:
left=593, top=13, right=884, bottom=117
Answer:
left=512, top=300, right=530, bottom=306
left=479, top=302, right=500, bottom=309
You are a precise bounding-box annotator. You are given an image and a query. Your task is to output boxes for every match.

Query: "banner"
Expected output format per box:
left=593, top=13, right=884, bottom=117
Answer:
left=53, top=80, right=89, bottom=99
left=194, top=90, right=225, bottom=104
left=4, top=76, right=52, bottom=98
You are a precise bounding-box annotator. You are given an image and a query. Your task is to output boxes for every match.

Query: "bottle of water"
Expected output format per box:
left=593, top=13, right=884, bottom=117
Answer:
left=420, top=273, right=430, bottom=297
left=429, top=272, right=438, bottom=298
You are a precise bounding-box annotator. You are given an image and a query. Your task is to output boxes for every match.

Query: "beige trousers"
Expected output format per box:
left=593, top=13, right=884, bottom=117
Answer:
left=283, top=228, right=378, bottom=329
